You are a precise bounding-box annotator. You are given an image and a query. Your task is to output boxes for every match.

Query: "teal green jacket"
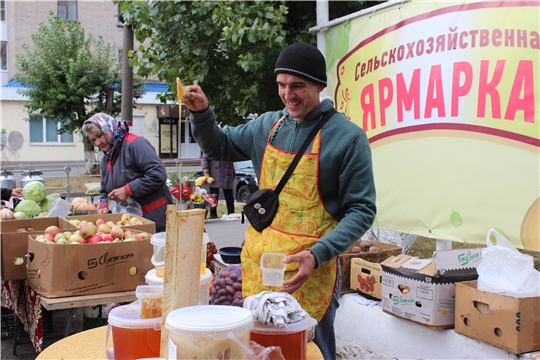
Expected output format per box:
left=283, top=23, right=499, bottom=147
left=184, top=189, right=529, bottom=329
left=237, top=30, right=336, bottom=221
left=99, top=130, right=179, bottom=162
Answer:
left=190, top=98, right=376, bottom=267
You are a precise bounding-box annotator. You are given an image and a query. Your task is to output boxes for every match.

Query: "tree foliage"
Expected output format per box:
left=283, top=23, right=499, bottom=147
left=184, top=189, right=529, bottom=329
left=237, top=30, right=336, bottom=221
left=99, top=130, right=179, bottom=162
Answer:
left=16, top=13, right=145, bottom=153
left=119, top=0, right=375, bottom=126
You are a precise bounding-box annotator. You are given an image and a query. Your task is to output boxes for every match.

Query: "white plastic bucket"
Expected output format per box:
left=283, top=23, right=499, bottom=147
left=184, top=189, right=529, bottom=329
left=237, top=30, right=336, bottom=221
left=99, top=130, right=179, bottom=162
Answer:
left=145, top=268, right=212, bottom=305
left=150, top=232, right=166, bottom=264
left=165, top=305, right=254, bottom=359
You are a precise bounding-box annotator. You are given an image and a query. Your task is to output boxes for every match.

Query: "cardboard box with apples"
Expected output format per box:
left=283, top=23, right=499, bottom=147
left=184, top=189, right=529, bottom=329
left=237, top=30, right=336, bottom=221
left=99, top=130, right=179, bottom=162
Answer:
left=381, top=248, right=483, bottom=328
left=1, top=217, right=77, bottom=280
left=26, top=227, right=153, bottom=298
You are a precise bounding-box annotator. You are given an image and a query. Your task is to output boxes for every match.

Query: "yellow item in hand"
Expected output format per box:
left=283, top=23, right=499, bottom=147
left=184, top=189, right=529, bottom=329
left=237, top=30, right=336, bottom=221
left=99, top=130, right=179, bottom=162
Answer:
left=176, top=77, right=184, bottom=103
left=207, top=177, right=215, bottom=184
left=195, top=177, right=206, bottom=186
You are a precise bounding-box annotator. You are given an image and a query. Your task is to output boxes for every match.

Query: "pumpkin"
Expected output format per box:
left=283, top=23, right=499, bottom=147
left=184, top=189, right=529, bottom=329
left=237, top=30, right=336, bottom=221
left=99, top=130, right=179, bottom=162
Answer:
left=71, top=197, right=96, bottom=211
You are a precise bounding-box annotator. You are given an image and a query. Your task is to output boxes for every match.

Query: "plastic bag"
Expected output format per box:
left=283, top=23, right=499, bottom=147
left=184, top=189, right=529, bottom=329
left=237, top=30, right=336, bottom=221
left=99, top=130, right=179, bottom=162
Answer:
left=46, top=198, right=72, bottom=217
left=249, top=341, right=286, bottom=360
left=476, top=228, right=540, bottom=298
left=108, top=196, right=143, bottom=216
left=211, top=265, right=244, bottom=306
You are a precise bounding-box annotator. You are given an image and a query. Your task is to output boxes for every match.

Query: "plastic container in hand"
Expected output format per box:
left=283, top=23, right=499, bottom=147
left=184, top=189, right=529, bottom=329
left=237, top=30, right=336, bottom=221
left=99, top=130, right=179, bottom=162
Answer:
left=260, top=252, right=286, bottom=286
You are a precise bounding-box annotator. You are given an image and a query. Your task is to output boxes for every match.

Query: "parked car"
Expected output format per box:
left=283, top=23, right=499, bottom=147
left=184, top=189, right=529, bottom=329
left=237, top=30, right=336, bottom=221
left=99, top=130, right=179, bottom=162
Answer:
left=194, top=160, right=258, bottom=203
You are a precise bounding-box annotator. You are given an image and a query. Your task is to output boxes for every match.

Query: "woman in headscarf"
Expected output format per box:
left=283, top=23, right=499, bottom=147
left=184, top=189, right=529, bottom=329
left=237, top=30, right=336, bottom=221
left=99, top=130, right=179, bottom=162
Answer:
left=82, top=113, right=173, bottom=232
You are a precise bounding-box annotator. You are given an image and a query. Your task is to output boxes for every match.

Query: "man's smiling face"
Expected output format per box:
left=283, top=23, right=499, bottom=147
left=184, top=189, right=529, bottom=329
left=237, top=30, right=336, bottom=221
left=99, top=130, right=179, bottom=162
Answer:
left=276, top=73, right=325, bottom=122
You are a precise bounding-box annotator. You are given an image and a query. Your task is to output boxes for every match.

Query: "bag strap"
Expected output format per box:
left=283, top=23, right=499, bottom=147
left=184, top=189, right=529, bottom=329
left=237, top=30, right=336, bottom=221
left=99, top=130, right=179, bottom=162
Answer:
left=274, top=108, right=337, bottom=195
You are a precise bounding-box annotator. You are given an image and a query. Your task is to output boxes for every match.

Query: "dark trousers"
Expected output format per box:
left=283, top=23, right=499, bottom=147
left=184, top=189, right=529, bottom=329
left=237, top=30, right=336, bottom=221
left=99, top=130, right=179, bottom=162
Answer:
left=209, top=187, right=235, bottom=217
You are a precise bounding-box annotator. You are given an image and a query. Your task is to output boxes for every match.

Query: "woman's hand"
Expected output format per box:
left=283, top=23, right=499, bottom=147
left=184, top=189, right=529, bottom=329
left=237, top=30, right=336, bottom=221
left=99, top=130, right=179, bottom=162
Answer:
left=182, top=85, right=209, bottom=113
left=108, top=187, right=127, bottom=202
left=98, top=207, right=110, bottom=214
left=280, top=250, right=317, bottom=294
left=11, top=188, right=23, bottom=197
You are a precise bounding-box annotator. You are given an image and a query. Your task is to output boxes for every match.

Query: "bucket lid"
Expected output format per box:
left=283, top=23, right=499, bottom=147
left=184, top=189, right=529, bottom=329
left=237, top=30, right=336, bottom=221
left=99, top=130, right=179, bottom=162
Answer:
left=146, top=268, right=212, bottom=286
left=145, top=269, right=164, bottom=285
left=166, top=305, right=253, bottom=339
left=108, top=303, right=161, bottom=330
left=150, top=232, right=166, bottom=246
left=251, top=316, right=317, bottom=334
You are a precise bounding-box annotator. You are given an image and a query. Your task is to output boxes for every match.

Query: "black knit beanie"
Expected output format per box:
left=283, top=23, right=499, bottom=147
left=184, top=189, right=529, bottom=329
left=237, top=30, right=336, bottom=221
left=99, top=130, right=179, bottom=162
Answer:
left=274, top=42, right=327, bottom=86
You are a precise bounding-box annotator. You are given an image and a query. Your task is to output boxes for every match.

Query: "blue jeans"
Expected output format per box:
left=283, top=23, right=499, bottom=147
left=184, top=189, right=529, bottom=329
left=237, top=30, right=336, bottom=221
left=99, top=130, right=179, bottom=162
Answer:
left=313, top=263, right=341, bottom=360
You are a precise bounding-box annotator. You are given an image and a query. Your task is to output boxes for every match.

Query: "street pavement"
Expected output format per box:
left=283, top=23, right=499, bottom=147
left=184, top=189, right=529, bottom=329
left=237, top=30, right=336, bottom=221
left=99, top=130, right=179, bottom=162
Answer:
left=0, top=217, right=248, bottom=360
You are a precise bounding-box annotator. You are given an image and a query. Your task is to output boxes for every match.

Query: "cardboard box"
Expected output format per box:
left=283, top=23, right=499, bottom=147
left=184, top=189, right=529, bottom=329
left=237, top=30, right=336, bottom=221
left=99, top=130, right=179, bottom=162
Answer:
left=65, top=213, right=155, bottom=234
left=381, top=248, right=483, bottom=328
left=1, top=217, right=77, bottom=281
left=455, top=281, right=540, bottom=354
left=339, top=240, right=402, bottom=294
left=350, top=258, right=384, bottom=299
left=26, top=234, right=153, bottom=298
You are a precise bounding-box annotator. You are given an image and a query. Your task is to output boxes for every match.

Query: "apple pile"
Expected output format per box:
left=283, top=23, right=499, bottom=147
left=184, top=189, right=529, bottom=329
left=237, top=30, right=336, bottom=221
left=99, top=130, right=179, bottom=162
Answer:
left=68, top=213, right=145, bottom=228
left=34, top=216, right=151, bottom=245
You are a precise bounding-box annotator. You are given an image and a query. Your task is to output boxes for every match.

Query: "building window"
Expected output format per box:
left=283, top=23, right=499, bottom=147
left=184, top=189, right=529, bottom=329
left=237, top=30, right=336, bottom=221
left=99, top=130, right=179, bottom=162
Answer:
left=1, top=42, right=6, bottom=71
left=30, top=117, right=74, bottom=144
left=57, top=0, right=77, bottom=22
left=1, top=1, right=6, bottom=22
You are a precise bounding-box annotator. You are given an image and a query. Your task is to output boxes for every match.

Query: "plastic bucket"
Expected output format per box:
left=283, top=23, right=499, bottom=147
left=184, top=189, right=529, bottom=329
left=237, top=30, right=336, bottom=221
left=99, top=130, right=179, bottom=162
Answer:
left=150, top=232, right=166, bottom=264
left=150, top=256, right=164, bottom=278
left=250, top=316, right=317, bottom=360
left=200, top=233, right=209, bottom=276
left=145, top=269, right=163, bottom=286
left=199, top=268, right=212, bottom=305
left=106, top=303, right=161, bottom=360
left=166, top=305, right=254, bottom=359
left=145, top=269, right=212, bottom=305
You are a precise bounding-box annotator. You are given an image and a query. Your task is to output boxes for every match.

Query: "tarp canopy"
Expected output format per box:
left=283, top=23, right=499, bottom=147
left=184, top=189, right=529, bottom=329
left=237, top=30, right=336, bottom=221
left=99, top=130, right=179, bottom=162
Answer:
left=324, top=0, right=539, bottom=251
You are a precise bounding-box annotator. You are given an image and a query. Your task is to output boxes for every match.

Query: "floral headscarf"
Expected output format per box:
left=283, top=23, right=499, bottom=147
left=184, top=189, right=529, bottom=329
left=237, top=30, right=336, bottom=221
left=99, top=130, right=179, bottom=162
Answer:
left=84, top=113, right=130, bottom=159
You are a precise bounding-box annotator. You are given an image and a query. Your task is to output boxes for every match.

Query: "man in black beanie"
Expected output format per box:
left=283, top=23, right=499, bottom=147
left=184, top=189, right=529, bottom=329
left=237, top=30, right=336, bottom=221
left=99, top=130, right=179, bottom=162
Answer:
left=183, top=42, right=376, bottom=360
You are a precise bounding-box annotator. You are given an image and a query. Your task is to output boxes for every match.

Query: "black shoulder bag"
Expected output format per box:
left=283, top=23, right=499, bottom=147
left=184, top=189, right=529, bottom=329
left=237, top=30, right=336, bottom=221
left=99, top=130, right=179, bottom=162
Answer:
left=243, top=108, right=337, bottom=232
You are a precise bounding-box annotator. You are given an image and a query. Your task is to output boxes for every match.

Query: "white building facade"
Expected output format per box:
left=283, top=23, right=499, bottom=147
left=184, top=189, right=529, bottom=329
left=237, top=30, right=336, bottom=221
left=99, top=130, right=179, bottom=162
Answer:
left=0, top=0, right=200, bottom=168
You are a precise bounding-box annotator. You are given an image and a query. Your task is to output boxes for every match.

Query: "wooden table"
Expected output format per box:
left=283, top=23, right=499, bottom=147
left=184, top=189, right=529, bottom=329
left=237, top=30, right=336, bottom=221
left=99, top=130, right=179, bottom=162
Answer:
left=36, top=325, right=325, bottom=359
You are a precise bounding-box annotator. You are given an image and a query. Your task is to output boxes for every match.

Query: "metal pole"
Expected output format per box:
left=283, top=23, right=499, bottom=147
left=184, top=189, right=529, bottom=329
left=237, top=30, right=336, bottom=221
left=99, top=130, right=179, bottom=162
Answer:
left=121, top=25, right=134, bottom=122
left=316, top=0, right=329, bottom=98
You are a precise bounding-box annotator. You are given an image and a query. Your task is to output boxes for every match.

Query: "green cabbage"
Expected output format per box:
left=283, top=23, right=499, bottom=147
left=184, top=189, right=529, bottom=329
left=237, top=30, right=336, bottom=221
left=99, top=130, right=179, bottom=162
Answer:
left=39, top=194, right=60, bottom=212
left=14, top=199, right=42, bottom=218
left=22, top=181, right=47, bottom=203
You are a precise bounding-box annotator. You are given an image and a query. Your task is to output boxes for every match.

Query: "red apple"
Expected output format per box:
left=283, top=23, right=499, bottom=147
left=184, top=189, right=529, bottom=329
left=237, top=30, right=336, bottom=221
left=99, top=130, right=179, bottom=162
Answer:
left=45, top=226, right=61, bottom=237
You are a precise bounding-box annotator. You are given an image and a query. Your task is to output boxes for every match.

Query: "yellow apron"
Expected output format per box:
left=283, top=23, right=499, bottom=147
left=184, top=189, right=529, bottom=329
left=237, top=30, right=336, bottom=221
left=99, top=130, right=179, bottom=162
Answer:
left=241, top=120, right=339, bottom=322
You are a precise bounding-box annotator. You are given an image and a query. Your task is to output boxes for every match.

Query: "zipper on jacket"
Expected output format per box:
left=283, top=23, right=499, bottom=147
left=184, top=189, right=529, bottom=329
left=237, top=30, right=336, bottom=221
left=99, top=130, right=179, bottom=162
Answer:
left=286, top=119, right=300, bottom=152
